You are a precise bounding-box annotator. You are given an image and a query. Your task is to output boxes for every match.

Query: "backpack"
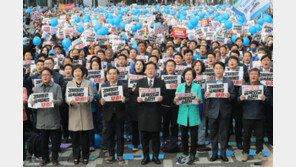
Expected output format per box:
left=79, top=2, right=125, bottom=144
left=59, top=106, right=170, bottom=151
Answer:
left=27, top=133, right=42, bottom=157
left=162, top=136, right=179, bottom=153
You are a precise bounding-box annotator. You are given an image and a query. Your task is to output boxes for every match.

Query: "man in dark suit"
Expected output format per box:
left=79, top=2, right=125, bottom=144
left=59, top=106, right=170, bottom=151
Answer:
left=100, top=67, right=129, bottom=165
left=238, top=68, right=271, bottom=162
left=205, top=62, right=236, bottom=162
left=135, top=62, right=166, bottom=165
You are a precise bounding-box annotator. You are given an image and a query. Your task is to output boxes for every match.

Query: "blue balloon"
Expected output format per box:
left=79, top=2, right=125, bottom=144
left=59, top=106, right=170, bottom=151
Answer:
left=62, top=38, right=71, bottom=48
left=94, top=134, right=102, bottom=149
left=255, top=24, right=261, bottom=32
left=236, top=22, right=244, bottom=26
left=263, top=15, right=272, bottom=23
left=131, top=26, right=137, bottom=32
left=33, top=37, right=41, bottom=46
left=188, top=22, right=194, bottom=30
left=94, top=24, right=101, bottom=31
left=120, top=22, right=126, bottom=29
left=77, top=26, right=84, bottom=33
left=199, top=12, right=205, bottom=19
left=134, top=17, right=139, bottom=22
left=136, top=23, right=142, bottom=30
left=101, top=27, right=108, bottom=35
left=257, top=18, right=265, bottom=26
left=231, top=35, right=237, bottom=43
left=191, top=18, right=199, bottom=27
left=75, top=17, right=80, bottom=23
left=243, top=37, right=250, bottom=46
left=50, top=18, right=58, bottom=27
left=249, top=26, right=257, bottom=35
left=223, top=13, right=230, bottom=20
left=114, top=17, right=121, bottom=26
left=225, top=20, right=233, bottom=30
left=132, top=42, right=138, bottom=52
left=238, top=16, right=244, bottom=23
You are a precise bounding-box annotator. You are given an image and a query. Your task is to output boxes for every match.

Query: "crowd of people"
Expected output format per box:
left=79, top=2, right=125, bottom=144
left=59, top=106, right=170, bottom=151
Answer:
left=23, top=2, right=273, bottom=166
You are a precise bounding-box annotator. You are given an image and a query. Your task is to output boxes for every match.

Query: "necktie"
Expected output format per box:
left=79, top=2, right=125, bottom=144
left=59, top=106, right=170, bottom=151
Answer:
left=149, top=79, right=153, bottom=88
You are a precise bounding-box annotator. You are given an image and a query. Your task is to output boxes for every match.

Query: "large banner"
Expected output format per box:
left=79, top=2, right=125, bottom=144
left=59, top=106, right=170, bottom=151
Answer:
left=232, top=0, right=271, bottom=21
left=59, top=3, right=75, bottom=11
left=83, top=0, right=92, bottom=7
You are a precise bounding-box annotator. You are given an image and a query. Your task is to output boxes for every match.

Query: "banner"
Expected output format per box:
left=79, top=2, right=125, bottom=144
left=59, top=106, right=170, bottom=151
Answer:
left=87, top=70, right=105, bottom=83
left=101, top=86, right=123, bottom=102
left=117, top=67, right=129, bottom=80
left=66, top=87, right=88, bottom=102
left=206, top=83, right=228, bottom=98
left=224, top=67, right=244, bottom=85
left=128, top=74, right=146, bottom=88
left=59, top=3, right=75, bottom=11
left=28, top=92, right=54, bottom=109
left=172, top=27, right=186, bottom=38
left=260, top=72, right=273, bottom=86
left=242, top=85, right=264, bottom=100
left=232, top=0, right=271, bottom=21
left=193, top=75, right=208, bottom=89
left=175, top=92, right=199, bottom=105
left=139, top=88, right=161, bottom=102
left=161, top=75, right=181, bottom=89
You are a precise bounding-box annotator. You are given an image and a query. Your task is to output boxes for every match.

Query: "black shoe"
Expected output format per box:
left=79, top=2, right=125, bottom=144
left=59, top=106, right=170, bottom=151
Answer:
left=152, top=155, right=161, bottom=164
left=82, top=159, right=88, bottom=165
left=39, top=159, right=50, bottom=166
left=210, top=155, right=218, bottom=161
left=52, top=160, right=59, bottom=166
left=141, top=156, right=150, bottom=165
left=187, top=155, right=195, bottom=165
left=220, top=155, right=229, bottom=162
left=237, top=142, right=243, bottom=150
left=73, top=159, right=79, bottom=165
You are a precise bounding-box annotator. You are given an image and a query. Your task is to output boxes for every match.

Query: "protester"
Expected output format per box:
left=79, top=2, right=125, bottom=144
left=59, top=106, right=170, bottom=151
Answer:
left=66, top=65, right=94, bottom=165
left=174, top=68, right=202, bottom=165
left=135, top=62, right=166, bottom=165
left=100, top=67, right=129, bottom=164
left=30, top=68, right=63, bottom=166
left=238, top=68, right=271, bottom=162
left=205, top=62, right=235, bottom=162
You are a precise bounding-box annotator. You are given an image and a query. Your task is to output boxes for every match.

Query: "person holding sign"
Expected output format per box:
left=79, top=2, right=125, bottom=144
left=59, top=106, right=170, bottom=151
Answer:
left=174, top=68, right=202, bottom=165
left=192, top=60, right=211, bottom=152
left=183, top=49, right=194, bottom=67
left=27, top=59, right=44, bottom=95
left=260, top=55, right=273, bottom=145
left=128, top=60, right=146, bottom=151
left=238, top=68, right=271, bottom=162
left=138, top=41, right=151, bottom=56
left=30, top=68, right=63, bottom=166
left=99, top=67, right=129, bottom=164
left=205, top=62, right=235, bottom=162
left=135, top=62, right=166, bottom=165
left=161, top=60, right=179, bottom=142
left=66, top=65, right=94, bottom=165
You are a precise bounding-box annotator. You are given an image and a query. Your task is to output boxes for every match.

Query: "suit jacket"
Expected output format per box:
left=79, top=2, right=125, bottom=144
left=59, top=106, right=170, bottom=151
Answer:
left=205, top=77, right=236, bottom=119
left=100, top=81, right=129, bottom=122
left=135, top=77, right=166, bottom=132
left=66, top=79, right=94, bottom=131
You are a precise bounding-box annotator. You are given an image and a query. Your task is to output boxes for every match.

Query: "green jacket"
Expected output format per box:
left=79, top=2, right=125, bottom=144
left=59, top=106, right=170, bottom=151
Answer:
left=176, top=82, right=202, bottom=127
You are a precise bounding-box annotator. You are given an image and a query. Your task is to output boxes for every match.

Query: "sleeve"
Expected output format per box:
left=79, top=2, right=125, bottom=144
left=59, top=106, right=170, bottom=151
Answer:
left=197, top=85, right=203, bottom=104
left=65, top=82, right=71, bottom=106
left=55, top=85, right=63, bottom=106
left=134, top=79, right=141, bottom=97
left=123, top=83, right=130, bottom=103
left=160, top=80, right=167, bottom=97
left=243, top=66, right=249, bottom=82
left=58, top=74, right=66, bottom=94
left=88, top=81, right=94, bottom=104
left=237, top=86, right=244, bottom=104
left=263, top=86, right=270, bottom=104
left=23, top=88, right=28, bottom=105
left=228, top=80, right=236, bottom=101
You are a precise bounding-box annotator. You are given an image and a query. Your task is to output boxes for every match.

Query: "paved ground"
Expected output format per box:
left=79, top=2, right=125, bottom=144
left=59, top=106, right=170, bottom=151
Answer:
left=23, top=134, right=273, bottom=167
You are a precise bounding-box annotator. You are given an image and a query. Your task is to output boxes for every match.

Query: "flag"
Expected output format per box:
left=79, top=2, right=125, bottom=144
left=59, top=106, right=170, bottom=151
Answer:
left=232, top=0, right=271, bottom=22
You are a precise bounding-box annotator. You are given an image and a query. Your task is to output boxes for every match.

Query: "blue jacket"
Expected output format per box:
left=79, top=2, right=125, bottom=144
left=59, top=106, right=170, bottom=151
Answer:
left=176, top=82, right=203, bottom=127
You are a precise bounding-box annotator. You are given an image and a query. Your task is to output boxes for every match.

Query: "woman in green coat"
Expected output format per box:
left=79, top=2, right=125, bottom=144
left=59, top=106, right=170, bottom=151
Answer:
left=174, top=68, right=203, bottom=165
